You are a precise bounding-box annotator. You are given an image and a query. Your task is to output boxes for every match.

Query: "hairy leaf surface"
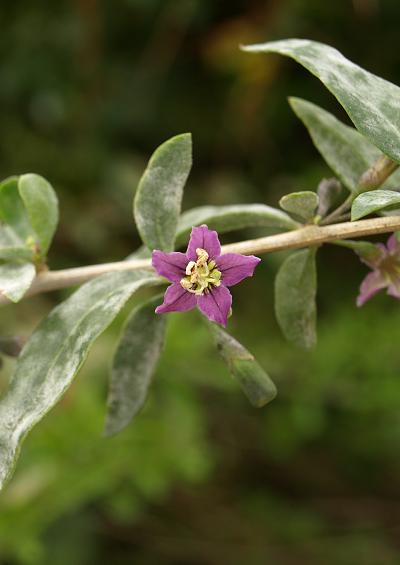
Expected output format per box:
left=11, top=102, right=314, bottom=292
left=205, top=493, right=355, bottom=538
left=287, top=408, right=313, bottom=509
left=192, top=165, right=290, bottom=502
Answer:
left=134, top=133, right=192, bottom=252
left=105, top=295, right=166, bottom=437
left=0, top=270, right=160, bottom=490
left=275, top=248, right=317, bottom=349
left=209, top=324, right=277, bottom=407
left=243, top=40, right=400, bottom=163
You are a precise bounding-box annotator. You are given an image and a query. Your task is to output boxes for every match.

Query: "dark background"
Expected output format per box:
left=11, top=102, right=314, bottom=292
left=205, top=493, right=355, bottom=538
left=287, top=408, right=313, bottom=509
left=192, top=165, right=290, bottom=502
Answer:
left=1, top=1, right=400, bottom=564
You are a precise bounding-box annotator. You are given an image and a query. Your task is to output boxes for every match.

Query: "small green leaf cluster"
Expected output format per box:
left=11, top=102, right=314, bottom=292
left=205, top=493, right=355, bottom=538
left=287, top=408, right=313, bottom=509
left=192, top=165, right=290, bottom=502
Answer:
left=0, top=174, right=58, bottom=302
left=244, top=38, right=400, bottom=349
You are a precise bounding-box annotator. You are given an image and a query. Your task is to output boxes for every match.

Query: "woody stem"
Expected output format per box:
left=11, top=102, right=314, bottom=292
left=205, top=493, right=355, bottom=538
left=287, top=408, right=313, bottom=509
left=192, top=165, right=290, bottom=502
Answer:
left=2, top=215, right=400, bottom=305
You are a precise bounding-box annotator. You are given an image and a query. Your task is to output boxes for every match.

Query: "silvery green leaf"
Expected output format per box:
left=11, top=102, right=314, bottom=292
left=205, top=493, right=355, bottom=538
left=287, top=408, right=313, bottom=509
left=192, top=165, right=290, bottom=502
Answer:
left=176, top=204, right=298, bottom=247
left=275, top=248, right=317, bottom=349
left=351, top=190, right=400, bottom=220
left=208, top=324, right=277, bottom=407
left=134, top=133, right=192, bottom=252
left=290, top=98, right=400, bottom=193
left=243, top=40, right=400, bottom=163
left=18, top=174, right=59, bottom=255
left=0, top=263, right=36, bottom=303
left=104, top=295, right=166, bottom=437
left=279, top=191, right=319, bottom=222
left=0, top=269, right=160, bottom=490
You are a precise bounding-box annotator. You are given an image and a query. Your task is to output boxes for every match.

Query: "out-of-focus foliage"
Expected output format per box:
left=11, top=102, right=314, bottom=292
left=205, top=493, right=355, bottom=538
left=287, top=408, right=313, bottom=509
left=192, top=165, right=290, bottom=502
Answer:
left=1, top=0, right=400, bottom=564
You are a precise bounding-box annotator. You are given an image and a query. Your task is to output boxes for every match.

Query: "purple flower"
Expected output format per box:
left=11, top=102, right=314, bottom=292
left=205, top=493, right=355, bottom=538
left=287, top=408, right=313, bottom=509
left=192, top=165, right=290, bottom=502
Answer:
left=152, top=224, right=261, bottom=326
left=357, top=233, right=400, bottom=306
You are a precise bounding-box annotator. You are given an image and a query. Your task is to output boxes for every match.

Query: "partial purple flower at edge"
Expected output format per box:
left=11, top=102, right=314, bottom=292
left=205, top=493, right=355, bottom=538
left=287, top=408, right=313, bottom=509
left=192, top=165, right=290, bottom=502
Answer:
left=152, top=224, right=261, bottom=326
left=357, top=233, right=400, bottom=306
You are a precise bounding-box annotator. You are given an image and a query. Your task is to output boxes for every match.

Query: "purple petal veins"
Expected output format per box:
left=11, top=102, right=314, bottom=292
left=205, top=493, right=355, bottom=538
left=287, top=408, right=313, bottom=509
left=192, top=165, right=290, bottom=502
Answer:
left=217, top=253, right=261, bottom=286
left=152, top=250, right=187, bottom=282
left=155, top=282, right=197, bottom=313
left=197, top=285, right=232, bottom=327
left=152, top=224, right=261, bottom=325
left=186, top=225, right=221, bottom=260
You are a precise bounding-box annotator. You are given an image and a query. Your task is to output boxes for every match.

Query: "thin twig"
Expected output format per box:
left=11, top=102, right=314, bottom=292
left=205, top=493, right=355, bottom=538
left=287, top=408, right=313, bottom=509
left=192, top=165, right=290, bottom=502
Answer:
left=1, top=215, right=400, bottom=306
left=321, top=156, right=398, bottom=225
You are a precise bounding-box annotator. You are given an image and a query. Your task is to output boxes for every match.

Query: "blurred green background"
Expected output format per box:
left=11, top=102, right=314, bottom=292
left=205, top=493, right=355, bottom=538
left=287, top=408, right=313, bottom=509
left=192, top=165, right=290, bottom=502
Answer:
left=1, top=1, right=400, bottom=564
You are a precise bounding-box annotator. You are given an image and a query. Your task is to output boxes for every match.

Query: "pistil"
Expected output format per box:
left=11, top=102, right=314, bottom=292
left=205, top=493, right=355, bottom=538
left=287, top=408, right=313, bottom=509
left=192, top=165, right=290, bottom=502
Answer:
left=180, top=248, right=222, bottom=295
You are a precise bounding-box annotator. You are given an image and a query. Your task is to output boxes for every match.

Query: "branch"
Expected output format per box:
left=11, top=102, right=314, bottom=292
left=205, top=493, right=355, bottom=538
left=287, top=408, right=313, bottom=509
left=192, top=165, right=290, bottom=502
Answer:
left=2, top=215, right=400, bottom=305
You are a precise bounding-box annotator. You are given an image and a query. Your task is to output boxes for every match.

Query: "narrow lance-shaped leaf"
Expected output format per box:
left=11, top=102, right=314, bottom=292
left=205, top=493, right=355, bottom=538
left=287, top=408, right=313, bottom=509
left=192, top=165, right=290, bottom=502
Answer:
left=104, top=295, right=166, bottom=437
left=208, top=323, right=277, bottom=407
left=176, top=203, right=299, bottom=247
left=351, top=190, right=400, bottom=221
left=134, top=133, right=192, bottom=252
left=279, top=191, right=318, bottom=222
left=289, top=98, right=400, bottom=192
left=275, top=248, right=317, bottom=349
left=0, top=263, right=36, bottom=303
left=0, top=269, right=161, bottom=490
left=18, top=174, right=59, bottom=256
left=243, top=40, right=400, bottom=164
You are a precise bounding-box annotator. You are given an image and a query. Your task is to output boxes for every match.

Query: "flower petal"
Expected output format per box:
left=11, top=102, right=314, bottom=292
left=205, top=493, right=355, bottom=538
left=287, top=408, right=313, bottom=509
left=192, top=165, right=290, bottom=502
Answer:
left=357, top=270, right=387, bottom=306
left=155, top=283, right=197, bottom=313
left=387, top=279, right=400, bottom=299
left=217, top=253, right=261, bottom=287
left=152, top=250, right=187, bottom=282
left=186, top=225, right=221, bottom=260
left=387, top=233, right=400, bottom=257
left=197, top=285, right=232, bottom=326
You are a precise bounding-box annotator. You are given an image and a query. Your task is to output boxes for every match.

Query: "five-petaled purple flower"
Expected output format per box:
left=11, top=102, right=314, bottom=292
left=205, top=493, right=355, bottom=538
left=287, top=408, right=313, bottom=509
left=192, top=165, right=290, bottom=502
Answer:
left=152, top=224, right=260, bottom=326
left=357, top=233, right=400, bottom=306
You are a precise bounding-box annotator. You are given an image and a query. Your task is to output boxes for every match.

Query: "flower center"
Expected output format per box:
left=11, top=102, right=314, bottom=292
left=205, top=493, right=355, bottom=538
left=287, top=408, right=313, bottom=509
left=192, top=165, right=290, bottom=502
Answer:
left=381, top=256, right=400, bottom=284
left=180, top=248, right=221, bottom=295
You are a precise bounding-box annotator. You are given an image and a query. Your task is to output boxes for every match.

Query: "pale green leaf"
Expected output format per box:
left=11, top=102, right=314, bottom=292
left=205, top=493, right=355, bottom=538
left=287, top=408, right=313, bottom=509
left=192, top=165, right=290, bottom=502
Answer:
left=134, top=133, right=192, bottom=252
left=351, top=190, right=400, bottom=220
left=243, top=39, right=400, bottom=163
left=289, top=98, right=400, bottom=192
left=279, top=191, right=318, bottom=222
left=0, top=263, right=36, bottom=303
left=0, top=269, right=161, bottom=490
left=0, top=177, right=32, bottom=244
left=275, top=248, right=317, bottom=349
left=104, top=295, right=166, bottom=437
left=208, top=324, right=277, bottom=407
left=18, top=174, right=59, bottom=255
left=176, top=204, right=298, bottom=247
